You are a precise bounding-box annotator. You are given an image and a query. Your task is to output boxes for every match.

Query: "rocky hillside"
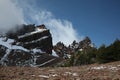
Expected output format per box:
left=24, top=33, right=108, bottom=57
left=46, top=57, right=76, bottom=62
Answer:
left=0, top=24, right=61, bottom=67
left=0, top=24, right=96, bottom=67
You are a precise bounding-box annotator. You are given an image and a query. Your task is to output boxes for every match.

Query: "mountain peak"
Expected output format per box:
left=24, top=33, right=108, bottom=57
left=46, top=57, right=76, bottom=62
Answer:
left=0, top=24, right=62, bottom=67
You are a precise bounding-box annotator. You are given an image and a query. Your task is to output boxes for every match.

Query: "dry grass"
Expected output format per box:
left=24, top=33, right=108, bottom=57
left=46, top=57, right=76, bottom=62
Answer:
left=0, top=61, right=120, bottom=80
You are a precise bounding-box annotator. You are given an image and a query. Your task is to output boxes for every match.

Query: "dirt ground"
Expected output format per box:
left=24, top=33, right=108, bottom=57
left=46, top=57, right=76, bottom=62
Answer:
left=0, top=61, right=120, bottom=80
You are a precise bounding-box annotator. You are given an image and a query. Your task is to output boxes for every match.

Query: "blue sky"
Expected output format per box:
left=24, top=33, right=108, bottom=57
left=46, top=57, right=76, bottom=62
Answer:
left=34, top=0, right=120, bottom=47
left=0, top=0, right=120, bottom=47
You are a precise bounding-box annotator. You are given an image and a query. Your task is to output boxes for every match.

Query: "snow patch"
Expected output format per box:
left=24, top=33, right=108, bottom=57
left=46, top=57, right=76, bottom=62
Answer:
left=0, top=49, right=11, bottom=66
left=31, top=75, right=35, bottom=77
left=35, top=28, right=47, bottom=32
left=89, top=65, right=119, bottom=70
left=52, top=50, right=59, bottom=57
left=38, top=75, right=49, bottom=78
left=90, top=66, right=106, bottom=70
left=72, top=73, right=78, bottom=76
left=79, top=48, right=83, bottom=51
left=32, top=48, right=45, bottom=53
left=0, top=37, right=29, bottom=52
left=65, top=72, right=72, bottom=75
left=108, top=66, right=118, bottom=70
left=51, top=74, right=58, bottom=77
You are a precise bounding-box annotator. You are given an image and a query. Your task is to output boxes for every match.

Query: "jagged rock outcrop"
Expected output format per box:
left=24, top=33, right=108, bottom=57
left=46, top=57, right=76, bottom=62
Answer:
left=6, top=24, right=53, bottom=54
left=0, top=24, right=60, bottom=67
left=54, top=37, right=95, bottom=59
left=53, top=42, right=71, bottom=59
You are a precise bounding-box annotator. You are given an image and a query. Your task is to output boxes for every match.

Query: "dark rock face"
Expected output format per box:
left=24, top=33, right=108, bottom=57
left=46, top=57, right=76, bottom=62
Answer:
left=17, top=29, right=53, bottom=54
left=6, top=24, right=35, bottom=39
left=1, top=49, right=33, bottom=66
left=6, top=24, right=53, bottom=54
left=0, top=45, right=8, bottom=60
left=35, top=54, right=62, bottom=67
left=0, top=24, right=59, bottom=67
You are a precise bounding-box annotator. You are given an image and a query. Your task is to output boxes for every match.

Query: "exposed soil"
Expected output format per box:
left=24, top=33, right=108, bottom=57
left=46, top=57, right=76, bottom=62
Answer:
left=0, top=61, right=120, bottom=80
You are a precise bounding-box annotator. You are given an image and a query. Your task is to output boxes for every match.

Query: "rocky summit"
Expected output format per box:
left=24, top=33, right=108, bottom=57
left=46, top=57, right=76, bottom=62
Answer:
left=0, top=24, right=61, bottom=67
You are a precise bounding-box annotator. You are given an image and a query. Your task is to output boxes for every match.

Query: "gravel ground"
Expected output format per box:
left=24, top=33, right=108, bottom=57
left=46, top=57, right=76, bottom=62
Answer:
left=0, top=61, right=120, bottom=80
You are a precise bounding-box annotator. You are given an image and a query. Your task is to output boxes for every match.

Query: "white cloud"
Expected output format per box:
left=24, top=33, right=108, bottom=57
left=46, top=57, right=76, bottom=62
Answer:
left=48, top=19, right=79, bottom=45
left=0, top=0, right=25, bottom=32
left=32, top=10, right=80, bottom=46
left=0, top=0, right=82, bottom=46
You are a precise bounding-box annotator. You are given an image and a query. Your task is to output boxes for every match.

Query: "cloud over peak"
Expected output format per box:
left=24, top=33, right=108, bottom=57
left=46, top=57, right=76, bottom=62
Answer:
left=0, top=0, right=82, bottom=46
left=31, top=10, right=80, bottom=45
left=0, top=0, right=25, bottom=32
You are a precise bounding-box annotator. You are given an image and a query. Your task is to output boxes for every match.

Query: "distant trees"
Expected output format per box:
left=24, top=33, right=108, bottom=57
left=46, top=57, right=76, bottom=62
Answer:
left=97, top=39, right=120, bottom=63
left=61, top=38, right=120, bottom=67
left=77, top=47, right=96, bottom=65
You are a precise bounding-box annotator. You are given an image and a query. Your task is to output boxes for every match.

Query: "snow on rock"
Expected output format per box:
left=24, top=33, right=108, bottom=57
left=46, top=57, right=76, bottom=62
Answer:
left=79, top=48, right=83, bottom=51
left=0, top=38, right=14, bottom=48
left=66, top=54, right=71, bottom=59
left=0, top=24, right=54, bottom=67
left=32, top=48, right=45, bottom=53
left=35, top=58, right=56, bottom=67
left=52, top=50, right=59, bottom=57
left=18, top=28, right=48, bottom=39
left=30, top=28, right=47, bottom=35
left=25, top=36, right=49, bottom=44
left=0, top=49, right=11, bottom=66
left=11, top=45, right=29, bottom=52
left=0, top=37, right=29, bottom=52
left=34, top=28, right=47, bottom=33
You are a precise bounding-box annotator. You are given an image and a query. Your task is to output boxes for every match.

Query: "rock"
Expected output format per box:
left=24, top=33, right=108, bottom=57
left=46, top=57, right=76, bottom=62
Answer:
left=79, top=36, right=92, bottom=49
left=2, top=49, right=33, bottom=66
left=17, top=29, right=53, bottom=54
left=0, top=24, right=58, bottom=67
left=6, top=24, right=35, bottom=39
left=0, top=45, right=8, bottom=60
left=35, top=54, right=62, bottom=67
left=53, top=42, right=68, bottom=58
left=6, top=24, right=53, bottom=54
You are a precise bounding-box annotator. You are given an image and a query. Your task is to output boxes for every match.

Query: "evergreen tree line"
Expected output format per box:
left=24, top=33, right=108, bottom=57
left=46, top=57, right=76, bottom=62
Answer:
left=63, top=39, right=120, bottom=67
